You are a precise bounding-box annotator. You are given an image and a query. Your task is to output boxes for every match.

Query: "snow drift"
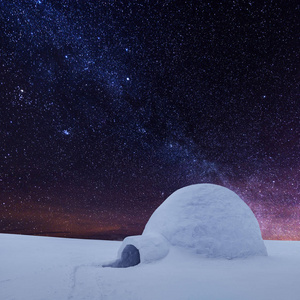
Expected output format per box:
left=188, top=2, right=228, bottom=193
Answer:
left=108, top=184, right=267, bottom=267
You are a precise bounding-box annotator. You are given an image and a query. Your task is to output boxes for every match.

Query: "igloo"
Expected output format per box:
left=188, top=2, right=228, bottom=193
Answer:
left=104, top=184, right=267, bottom=267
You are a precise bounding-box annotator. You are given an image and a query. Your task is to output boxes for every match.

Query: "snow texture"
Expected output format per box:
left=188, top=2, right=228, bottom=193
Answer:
left=1, top=234, right=300, bottom=300
left=144, top=183, right=267, bottom=259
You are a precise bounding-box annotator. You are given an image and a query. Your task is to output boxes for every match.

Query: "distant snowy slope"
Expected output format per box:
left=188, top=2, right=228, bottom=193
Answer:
left=0, top=234, right=300, bottom=300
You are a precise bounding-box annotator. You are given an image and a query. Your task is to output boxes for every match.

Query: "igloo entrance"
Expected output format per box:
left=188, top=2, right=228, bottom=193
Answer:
left=103, top=244, right=140, bottom=268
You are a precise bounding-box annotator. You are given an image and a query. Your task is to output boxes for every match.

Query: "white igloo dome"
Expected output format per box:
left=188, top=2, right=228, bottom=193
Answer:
left=144, top=184, right=267, bottom=259
left=104, top=184, right=267, bottom=267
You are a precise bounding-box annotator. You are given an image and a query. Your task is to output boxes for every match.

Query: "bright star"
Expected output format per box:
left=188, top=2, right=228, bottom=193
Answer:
left=63, top=130, right=70, bottom=135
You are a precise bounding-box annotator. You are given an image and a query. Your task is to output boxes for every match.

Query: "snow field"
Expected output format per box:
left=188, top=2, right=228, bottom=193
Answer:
left=1, top=234, right=300, bottom=300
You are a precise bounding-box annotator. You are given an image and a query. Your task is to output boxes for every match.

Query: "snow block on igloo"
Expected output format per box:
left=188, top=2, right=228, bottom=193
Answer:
left=144, top=184, right=267, bottom=259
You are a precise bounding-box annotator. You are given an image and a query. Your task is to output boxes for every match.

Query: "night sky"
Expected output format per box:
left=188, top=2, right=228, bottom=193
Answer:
left=1, top=0, right=299, bottom=240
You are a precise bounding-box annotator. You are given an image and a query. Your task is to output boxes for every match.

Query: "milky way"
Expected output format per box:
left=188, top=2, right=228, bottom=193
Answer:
left=0, top=1, right=299, bottom=240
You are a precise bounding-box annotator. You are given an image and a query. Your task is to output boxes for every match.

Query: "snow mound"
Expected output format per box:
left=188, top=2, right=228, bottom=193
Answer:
left=107, top=184, right=267, bottom=266
left=144, top=184, right=267, bottom=259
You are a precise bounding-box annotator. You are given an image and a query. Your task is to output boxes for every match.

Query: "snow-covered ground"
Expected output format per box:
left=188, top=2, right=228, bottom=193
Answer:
left=1, top=233, right=300, bottom=300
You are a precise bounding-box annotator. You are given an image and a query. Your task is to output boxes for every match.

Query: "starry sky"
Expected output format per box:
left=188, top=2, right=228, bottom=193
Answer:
left=1, top=0, right=299, bottom=240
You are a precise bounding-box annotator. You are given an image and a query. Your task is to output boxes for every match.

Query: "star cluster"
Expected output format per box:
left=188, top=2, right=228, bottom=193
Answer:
left=1, top=0, right=299, bottom=240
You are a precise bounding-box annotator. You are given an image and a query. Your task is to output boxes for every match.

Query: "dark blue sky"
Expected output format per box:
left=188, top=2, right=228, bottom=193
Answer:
left=0, top=0, right=299, bottom=240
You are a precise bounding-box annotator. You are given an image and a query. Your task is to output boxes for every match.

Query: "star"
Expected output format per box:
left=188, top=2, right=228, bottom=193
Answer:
left=0, top=0, right=298, bottom=241
left=62, top=130, right=71, bottom=136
